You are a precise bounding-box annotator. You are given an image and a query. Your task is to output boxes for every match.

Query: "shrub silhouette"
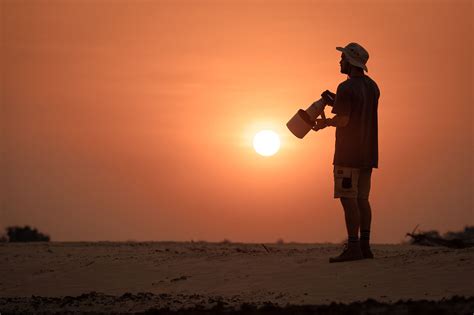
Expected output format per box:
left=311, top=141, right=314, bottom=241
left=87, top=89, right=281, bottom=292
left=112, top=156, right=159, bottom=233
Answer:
left=407, top=225, right=474, bottom=248
left=445, top=226, right=474, bottom=242
left=6, top=225, right=50, bottom=242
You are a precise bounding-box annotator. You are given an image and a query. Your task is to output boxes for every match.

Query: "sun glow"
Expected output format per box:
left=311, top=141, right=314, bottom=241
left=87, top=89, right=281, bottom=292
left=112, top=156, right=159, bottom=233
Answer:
left=253, top=130, right=281, bottom=156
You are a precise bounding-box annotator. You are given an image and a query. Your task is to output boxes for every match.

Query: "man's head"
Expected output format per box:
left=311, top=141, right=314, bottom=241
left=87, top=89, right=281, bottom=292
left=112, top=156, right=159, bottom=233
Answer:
left=337, top=43, right=369, bottom=74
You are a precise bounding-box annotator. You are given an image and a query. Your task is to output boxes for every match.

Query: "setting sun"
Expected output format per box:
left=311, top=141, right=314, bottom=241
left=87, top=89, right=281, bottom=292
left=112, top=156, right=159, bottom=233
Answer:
left=253, top=130, right=281, bottom=156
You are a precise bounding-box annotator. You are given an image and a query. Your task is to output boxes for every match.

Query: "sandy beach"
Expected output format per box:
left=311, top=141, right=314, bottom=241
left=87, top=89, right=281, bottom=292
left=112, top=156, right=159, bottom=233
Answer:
left=1, top=241, right=473, bottom=313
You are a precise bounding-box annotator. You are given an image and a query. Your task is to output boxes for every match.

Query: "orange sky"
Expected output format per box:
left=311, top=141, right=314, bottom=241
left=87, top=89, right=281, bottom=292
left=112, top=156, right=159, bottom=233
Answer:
left=1, top=0, right=473, bottom=243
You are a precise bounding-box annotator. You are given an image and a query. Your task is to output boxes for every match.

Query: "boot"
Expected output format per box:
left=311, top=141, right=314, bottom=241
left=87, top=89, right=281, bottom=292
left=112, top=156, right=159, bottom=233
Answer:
left=329, top=241, right=364, bottom=263
left=360, top=239, right=374, bottom=259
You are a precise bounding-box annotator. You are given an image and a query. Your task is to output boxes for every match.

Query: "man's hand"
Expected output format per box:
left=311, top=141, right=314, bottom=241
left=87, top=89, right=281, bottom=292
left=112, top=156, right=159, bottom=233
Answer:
left=321, top=90, right=336, bottom=106
left=312, top=119, right=328, bottom=131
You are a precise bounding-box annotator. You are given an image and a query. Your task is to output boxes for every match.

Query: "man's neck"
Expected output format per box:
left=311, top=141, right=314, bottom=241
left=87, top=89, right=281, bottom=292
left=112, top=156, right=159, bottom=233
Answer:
left=348, top=67, right=365, bottom=78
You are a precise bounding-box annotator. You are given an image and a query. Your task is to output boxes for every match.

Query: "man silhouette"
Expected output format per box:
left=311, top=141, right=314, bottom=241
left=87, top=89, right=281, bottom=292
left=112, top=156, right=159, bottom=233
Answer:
left=315, top=42, right=380, bottom=263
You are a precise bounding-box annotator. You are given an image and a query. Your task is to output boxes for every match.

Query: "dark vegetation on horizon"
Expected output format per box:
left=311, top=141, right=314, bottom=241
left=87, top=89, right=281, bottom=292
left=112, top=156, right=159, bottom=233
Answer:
left=0, top=225, right=50, bottom=242
left=1, top=225, right=473, bottom=247
left=406, top=225, right=474, bottom=248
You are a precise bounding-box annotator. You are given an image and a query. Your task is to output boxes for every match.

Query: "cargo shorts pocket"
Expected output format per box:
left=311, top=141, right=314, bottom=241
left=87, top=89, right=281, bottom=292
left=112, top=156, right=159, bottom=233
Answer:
left=334, top=166, right=359, bottom=198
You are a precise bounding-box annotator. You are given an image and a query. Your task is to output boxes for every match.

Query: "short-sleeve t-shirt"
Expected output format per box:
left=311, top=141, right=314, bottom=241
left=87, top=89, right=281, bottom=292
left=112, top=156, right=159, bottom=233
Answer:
left=331, top=75, right=380, bottom=168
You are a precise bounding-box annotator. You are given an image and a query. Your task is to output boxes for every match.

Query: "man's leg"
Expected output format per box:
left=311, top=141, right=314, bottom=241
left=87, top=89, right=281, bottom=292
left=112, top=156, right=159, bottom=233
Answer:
left=357, top=168, right=374, bottom=258
left=330, top=166, right=363, bottom=263
left=329, top=197, right=363, bottom=263
left=341, top=197, right=360, bottom=238
left=358, top=198, right=371, bottom=232
left=358, top=198, right=373, bottom=258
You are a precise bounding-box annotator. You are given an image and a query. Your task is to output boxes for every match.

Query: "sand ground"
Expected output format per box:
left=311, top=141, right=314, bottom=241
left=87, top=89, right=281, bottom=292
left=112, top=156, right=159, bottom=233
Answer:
left=0, top=242, right=473, bottom=313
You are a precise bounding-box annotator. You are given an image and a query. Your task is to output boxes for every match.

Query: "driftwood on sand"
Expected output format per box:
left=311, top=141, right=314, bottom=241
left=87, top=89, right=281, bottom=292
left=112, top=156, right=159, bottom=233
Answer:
left=406, top=225, right=474, bottom=249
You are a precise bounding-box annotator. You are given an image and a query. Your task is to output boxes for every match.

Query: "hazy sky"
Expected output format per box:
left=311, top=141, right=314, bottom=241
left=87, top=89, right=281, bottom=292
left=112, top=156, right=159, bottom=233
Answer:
left=1, top=0, right=472, bottom=243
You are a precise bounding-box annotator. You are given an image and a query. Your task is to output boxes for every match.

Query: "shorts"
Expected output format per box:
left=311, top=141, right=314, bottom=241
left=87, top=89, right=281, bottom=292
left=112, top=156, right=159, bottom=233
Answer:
left=333, top=165, right=372, bottom=199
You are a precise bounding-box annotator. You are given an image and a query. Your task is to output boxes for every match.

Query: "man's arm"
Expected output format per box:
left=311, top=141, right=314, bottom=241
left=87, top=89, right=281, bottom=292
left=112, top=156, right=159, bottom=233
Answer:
left=329, top=82, right=352, bottom=128
left=326, top=115, right=350, bottom=127
left=313, top=114, right=349, bottom=131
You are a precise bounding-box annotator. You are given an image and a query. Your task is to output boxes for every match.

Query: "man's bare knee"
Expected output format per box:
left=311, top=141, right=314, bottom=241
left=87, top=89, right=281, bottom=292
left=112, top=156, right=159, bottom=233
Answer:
left=357, top=198, right=370, bottom=211
left=341, top=197, right=359, bottom=211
